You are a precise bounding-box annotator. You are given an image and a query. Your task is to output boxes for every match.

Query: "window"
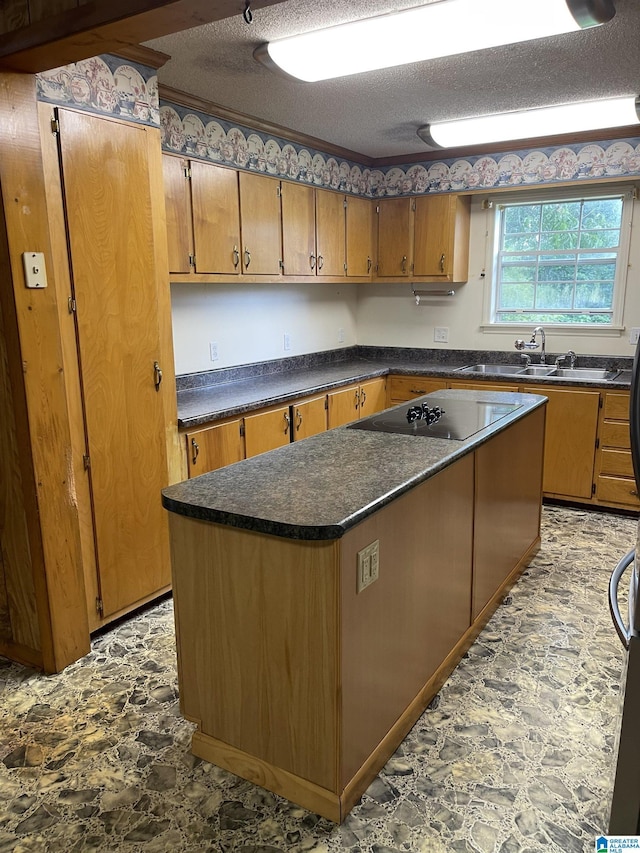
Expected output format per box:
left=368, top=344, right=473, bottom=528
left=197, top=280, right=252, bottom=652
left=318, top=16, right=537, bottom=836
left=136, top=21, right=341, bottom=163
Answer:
left=490, top=188, right=633, bottom=328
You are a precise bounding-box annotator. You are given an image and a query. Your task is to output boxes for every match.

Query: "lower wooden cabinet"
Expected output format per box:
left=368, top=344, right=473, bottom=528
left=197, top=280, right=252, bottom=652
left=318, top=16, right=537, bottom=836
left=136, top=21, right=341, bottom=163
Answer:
left=292, top=394, right=328, bottom=441
left=388, top=375, right=447, bottom=404
left=327, top=378, right=386, bottom=428
left=186, top=419, right=244, bottom=477
left=244, top=405, right=292, bottom=458
left=595, top=391, right=639, bottom=509
left=448, top=381, right=519, bottom=393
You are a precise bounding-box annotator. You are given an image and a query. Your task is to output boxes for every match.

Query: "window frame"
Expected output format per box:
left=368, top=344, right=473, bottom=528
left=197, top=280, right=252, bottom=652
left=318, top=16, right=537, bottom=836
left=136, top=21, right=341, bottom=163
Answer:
left=481, top=184, right=635, bottom=335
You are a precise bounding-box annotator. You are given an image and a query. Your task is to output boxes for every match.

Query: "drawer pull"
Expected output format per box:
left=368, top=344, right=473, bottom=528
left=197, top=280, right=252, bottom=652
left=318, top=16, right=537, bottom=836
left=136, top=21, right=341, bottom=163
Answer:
left=284, top=411, right=291, bottom=434
left=191, top=438, right=199, bottom=465
left=295, top=409, right=303, bottom=431
left=410, top=387, right=426, bottom=395
left=631, top=489, right=638, bottom=497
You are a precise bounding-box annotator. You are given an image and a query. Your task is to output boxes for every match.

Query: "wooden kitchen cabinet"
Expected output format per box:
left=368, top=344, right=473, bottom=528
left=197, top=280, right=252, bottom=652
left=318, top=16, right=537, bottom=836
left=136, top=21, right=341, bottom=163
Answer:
left=315, top=188, right=346, bottom=277
left=163, top=153, right=193, bottom=274
left=292, top=394, right=328, bottom=440
left=190, top=159, right=241, bottom=274
left=244, top=404, right=292, bottom=457
left=595, top=391, right=639, bottom=509
left=185, top=418, right=244, bottom=477
left=238, top=171, right=282, bottom=275
left=448, top=381, right=519, bottom=393
left=388, top=375, right=448, bottom=404
left=281, top=183, right=346, bottom=277
left=413, top=194, right=471, bottom=282
left=375, top=198, right=412, bottom=278
left=345, top=195, right=373, bottom=277
left=327, top=378, right=387, bottom=428
left=528, top=385, right=600, bottom=500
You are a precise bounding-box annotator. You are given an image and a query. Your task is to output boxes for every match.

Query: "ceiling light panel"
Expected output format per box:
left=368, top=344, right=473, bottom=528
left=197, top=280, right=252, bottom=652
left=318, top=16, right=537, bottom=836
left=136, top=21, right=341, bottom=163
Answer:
left=255, top=0, right=615, bottom=82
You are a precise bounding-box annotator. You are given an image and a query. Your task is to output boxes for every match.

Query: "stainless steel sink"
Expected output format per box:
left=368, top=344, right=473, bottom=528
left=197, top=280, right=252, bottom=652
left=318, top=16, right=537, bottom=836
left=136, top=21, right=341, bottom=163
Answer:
left=552, top=368, right=621, bottom=381
left=456, top=364, right=524, bottom=374
left=517, top=366, right=557, bottom=376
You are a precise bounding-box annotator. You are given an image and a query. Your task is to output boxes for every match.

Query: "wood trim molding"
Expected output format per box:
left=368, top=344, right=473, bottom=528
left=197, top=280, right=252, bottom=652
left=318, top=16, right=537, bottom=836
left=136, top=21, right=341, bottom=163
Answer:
left=160, top=84, right=373, bottom=166
left=112, top=44, right=171, bottom=70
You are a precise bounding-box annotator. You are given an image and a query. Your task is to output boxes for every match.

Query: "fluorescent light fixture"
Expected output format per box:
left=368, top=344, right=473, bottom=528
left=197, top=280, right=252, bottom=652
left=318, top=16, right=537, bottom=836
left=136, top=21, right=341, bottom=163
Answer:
left=417, top=95, right=640, bottom=148
left=254, top=0, right=615, bottom=82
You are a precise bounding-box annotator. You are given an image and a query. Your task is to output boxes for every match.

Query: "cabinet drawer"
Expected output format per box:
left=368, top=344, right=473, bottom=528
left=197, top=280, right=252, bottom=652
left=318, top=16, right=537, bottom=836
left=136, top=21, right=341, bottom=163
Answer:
left=600, top=448, right=635, bottom=478
left=604, top=392, right=630, bottom=421
left=448, top=381, right=519, bottom=393
left=596, top=475, right=640, bottom=508
left=388, top=375, right=447, bottom=402
left=600, top=421, right=631, bottom=449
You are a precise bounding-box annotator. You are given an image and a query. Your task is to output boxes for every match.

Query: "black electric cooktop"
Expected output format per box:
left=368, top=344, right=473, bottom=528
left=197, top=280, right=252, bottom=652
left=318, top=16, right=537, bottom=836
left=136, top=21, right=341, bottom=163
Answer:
left=347, top=396, right=522, bottom=441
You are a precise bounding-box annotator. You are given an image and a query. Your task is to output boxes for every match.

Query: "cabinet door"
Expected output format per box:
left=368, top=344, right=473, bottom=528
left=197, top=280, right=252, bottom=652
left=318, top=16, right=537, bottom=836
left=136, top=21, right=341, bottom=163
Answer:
left=292, top=395, right=327, bottom=440
left=315, top=189, right=345, bottom=277
left=448, top=381, right=519, bottom=392
left=190, top=160, right=241, bottom=274
left=529, top=385, right=600, bottom=499
left=186, top=420, right=244, bottom=477
left=244, top=406, right=291, bottom=457
left=281, top=181, right=315, bottom=276
left=359, top=378, right=387, bottom=416
left=239, top=172, right=282, bottom=275
left=58, top=110, right=172, bottom=618
left=376, top=198, right=411, bottom=277
left=327, top=384, right=361, bottom=428
left=413, top=195, right=470, bottom=282
left=346, top=196, right=373, bottom=277
left=162, top=153, right=193, bottom=274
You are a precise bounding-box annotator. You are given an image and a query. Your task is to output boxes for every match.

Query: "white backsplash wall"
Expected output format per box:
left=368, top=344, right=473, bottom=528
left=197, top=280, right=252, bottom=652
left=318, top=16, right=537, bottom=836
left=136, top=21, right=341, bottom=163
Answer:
left=171, top=281, right=358, bottom=375
left=357, top=196, right=640, bottom=359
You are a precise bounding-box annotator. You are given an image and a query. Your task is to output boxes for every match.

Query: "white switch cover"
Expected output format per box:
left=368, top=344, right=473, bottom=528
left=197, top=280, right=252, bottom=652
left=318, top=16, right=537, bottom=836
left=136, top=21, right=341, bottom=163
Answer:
left=283, top=333, right=291, bottom=351
left=357, top=540, right=380, bottom=593
left=22, top=252, right=47, bottom=289
left=209, top=341, right=219, bottom=361
left=630, top=328, right=640, bottom=346
left=434, top=326, right=449, bottom=343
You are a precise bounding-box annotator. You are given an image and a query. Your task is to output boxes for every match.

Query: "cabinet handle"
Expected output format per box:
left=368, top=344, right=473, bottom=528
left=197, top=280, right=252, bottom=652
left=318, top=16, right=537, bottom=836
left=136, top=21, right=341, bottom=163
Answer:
left=401, top=255, right=407, bottom=273
left=317, top=254, right=324, bottom=270
left=244, top=247, right=251, bottom=269
left=410, top=387, right=426, bottom=395
left=631, top=489, right=638, bottom=497
left=440, top=252, right=445, bottom=272
left=367, top=256, right=372, bottom=273
left=284, top=411, right=291, bottom=434
left=191, top=437, right=199, bottom=465
left=355, top=389, right=360, bottom=409
left=310, top=254, right=316, bottom=270
left=232, top=245, right=240, bottom=268
left=153, top=360, right=163, bottom=391
left=360, top=388, right=367, bottom=408
left=295, top=409, right=303, bottom=431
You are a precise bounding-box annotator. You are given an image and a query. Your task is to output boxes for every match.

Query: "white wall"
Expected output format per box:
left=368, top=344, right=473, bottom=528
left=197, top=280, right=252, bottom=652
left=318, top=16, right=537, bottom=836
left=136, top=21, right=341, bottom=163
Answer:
left=171, top=281, right=358, bottom=374
left=171, top=197, right=640, bottom=374
left=357, top=196, right=640, bottom=359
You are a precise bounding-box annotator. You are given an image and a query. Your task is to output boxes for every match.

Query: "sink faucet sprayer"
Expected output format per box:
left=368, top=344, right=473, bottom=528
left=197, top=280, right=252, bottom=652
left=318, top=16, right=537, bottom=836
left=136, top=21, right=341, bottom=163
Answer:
left=515, top=326, right=546, bottom=364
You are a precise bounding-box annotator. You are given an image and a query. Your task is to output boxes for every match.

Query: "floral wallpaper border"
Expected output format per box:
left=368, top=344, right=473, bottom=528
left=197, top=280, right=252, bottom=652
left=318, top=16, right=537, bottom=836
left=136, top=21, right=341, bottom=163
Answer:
left=35, top=53, right=640, bottom=198
left=36, top=55, right=159, bottom=127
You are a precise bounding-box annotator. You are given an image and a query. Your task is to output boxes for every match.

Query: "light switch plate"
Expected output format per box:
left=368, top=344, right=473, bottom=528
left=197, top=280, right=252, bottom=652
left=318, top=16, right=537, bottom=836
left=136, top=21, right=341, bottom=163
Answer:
left=22, top=252, right=48, bottom=289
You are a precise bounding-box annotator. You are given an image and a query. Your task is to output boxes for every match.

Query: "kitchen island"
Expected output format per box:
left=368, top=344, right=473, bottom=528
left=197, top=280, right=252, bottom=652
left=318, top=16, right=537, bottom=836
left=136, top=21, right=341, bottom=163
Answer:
left=162, top=389, right=547, bottom=822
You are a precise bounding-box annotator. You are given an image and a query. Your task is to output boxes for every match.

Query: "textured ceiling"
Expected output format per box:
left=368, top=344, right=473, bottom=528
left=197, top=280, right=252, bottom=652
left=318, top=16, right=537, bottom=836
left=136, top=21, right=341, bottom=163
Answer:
left=144, top=0, right=640, bottom=160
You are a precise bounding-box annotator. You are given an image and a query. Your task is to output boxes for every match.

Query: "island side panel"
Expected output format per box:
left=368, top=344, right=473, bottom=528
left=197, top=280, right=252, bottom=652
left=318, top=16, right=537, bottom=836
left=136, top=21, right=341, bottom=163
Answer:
left=472, top=406, right=546, bottom=620
left=339, top=453, right=475, bottom=789
left=167, top=514, right=340, bottom=792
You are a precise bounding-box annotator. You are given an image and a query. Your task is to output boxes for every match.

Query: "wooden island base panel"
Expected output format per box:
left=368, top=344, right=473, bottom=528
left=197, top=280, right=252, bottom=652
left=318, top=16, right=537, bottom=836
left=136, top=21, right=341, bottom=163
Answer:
left=163, top=390, right=546, bottom=822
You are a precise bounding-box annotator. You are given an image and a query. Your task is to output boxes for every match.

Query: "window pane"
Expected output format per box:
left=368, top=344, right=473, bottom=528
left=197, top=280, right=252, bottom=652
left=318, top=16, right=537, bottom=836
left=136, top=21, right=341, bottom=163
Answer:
left=541, top=201, right=580, bottom=232
left=500, top=282, right=534, bottom=309
left=536, top=282, right=574, bottom=309
left=575, top=282, right=613, bottom=309
left=581, top=198, right=623, bottom=230
left=579, top=229, right=620, bottom=249
left=503, top=204, right=541, bottom=234
left=540, top=231, right=579, bottom=250
left=500, top=264, right=537, bottom=282
left=538, top=264, right=575, bottom=282
left=576, top=262, right=615, bottom=281
left=497, top=310, right=612, bottom=324
left=504, top=233, right=539, bottom=251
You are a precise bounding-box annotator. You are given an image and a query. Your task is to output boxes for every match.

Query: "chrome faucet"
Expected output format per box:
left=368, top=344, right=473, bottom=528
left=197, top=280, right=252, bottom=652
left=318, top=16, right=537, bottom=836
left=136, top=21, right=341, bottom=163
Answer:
left=555, top=350, right=577, bottom=369
left=515, top=326, right=546, bottom=364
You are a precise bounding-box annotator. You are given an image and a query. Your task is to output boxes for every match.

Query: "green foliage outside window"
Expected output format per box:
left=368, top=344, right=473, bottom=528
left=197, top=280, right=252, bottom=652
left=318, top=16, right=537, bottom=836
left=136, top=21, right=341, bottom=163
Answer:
left=494, top=195, right=624, bottom=325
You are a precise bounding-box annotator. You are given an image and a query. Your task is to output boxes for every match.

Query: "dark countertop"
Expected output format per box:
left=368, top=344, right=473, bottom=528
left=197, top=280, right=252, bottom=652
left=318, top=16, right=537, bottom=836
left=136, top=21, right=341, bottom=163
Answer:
left=163, top=389, right=547, bottom=541
left=176, top=346, right=633, bottom=429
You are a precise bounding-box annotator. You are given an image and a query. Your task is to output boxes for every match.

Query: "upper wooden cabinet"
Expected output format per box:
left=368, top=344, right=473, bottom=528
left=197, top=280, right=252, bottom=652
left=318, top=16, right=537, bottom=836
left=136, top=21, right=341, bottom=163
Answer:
left=345, top=195, right=373, bottom=278
left=238, top=171, right=282, bottom=275
left=375, top=194, right=471, bottom=283
left=376, top=198, right=412, bottom=278
left=281, top=183, right=347, bottom=277
left=413, top=194, right=470, bottom=282
left=191, top=160, right=241, bottom=275
left=163, top=154, right=193, bottom=274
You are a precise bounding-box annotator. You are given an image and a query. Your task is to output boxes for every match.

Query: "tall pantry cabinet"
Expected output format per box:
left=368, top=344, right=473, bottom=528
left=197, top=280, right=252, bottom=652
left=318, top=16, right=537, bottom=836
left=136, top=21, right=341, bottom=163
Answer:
left=0, top=72, right=181, bottom=673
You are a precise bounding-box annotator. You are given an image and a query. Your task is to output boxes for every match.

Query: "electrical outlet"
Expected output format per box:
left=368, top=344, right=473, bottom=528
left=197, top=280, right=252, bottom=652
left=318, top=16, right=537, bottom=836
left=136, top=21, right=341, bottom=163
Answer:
left=338, top=327, right=345, bottom=343
left=434, top=327, right=449, bottom=343
left=283, top=333, right=291, bottom=351
left=357, top=540, right=380, bottom=593
left=630, top=328, right=640, bottom=346
left=209, top=341, right=219, bottom=361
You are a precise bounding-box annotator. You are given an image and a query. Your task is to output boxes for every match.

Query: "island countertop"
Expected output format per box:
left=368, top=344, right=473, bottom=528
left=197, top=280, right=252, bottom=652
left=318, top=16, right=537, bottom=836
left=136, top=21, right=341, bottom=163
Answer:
left=162, top=388, right=547, bottom=541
